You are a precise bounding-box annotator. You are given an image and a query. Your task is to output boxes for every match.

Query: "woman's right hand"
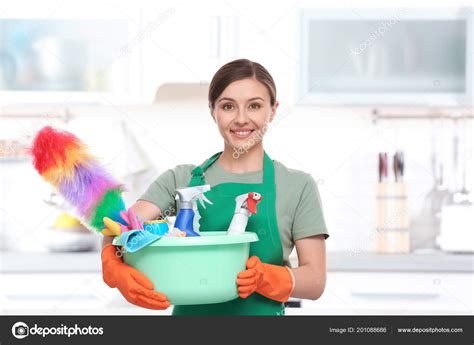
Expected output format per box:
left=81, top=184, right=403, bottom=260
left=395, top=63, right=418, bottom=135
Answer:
left=101, top=244, right=170, bottom=310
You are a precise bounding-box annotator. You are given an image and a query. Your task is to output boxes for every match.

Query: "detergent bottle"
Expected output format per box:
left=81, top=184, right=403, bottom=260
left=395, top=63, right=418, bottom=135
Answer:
left=174, top=185, right=212, bottom=237
left=227, top=192, right=263, bottom=235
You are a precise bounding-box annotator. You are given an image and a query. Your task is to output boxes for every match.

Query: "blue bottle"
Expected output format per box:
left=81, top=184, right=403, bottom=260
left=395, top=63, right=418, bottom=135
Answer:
left=174, top=185, right=212, bottom=237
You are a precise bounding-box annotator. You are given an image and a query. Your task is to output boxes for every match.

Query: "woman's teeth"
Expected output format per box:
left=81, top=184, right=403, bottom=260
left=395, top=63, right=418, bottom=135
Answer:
left=231, top=130, right=254, bottom=139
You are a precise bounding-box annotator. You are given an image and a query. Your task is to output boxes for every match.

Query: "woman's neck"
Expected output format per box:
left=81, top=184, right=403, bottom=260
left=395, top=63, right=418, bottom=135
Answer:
left=218, top=143, right=264, bottom=173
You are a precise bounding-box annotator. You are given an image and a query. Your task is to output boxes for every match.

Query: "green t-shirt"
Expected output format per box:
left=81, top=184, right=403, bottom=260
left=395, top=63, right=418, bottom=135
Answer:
left=139, top=158, right=329, bottom=266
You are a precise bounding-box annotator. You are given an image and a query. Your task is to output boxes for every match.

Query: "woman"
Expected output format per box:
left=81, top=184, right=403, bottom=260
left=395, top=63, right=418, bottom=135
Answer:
left=101, top=59, right=329, bottom=316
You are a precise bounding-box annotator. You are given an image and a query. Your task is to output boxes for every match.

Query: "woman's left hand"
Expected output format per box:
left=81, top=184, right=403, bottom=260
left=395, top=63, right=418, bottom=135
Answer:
left=236, top=256, right=294, bottom=302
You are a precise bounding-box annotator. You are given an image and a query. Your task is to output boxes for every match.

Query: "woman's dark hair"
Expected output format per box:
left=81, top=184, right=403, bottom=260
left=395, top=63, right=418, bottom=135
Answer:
left=208, top=59, right=276, bottom=109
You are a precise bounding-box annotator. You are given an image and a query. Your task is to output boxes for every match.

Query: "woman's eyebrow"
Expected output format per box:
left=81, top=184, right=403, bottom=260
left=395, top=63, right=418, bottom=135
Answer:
left=217, top=97, right=265, bottom=103
left=217, top=97, right=235, bottom=103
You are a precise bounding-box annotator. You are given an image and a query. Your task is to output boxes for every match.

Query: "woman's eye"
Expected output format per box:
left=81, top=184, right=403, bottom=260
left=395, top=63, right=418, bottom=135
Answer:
left=223, top=103, right=234, bottom=110
left=249, top=103, right=261, bottom=110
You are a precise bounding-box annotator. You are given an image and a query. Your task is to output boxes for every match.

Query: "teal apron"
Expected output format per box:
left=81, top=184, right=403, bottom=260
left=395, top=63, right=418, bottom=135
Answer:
left=172, top=151, right=286, bottom=316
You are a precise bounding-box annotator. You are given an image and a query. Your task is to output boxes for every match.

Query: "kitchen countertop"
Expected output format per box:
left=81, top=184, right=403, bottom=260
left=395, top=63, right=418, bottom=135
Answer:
left=1, top=250, right=472, bottom=273
left=322, top=251, right=474, bottom=273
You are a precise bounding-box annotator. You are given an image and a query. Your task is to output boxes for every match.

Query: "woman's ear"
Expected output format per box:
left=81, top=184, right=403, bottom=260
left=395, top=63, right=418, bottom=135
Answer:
left=269, top=100, right=279, bottom=123
left=209, top=102, right=216, bottom=122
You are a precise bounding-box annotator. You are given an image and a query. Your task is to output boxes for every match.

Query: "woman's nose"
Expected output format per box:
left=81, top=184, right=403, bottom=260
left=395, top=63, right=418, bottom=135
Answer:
left=234, top=107, right=250, bottom=124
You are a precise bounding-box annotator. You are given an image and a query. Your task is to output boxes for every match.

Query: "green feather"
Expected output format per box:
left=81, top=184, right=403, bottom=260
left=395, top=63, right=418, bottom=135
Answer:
left=89, top=189, right=126, bottom=232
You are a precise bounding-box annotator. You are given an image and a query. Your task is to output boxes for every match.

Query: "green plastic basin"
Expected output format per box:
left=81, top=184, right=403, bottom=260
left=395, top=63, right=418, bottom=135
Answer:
left=112, top=231, right=259, bottom=305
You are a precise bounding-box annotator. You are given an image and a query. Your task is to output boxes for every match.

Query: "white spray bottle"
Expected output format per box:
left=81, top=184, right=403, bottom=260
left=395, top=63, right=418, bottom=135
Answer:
left=227, top=192, right=263, bottom=235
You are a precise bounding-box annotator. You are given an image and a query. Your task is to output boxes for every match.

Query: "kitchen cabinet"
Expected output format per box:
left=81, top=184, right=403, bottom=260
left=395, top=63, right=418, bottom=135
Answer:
left=2, top=252, right=472, bottom=315
left=298, top=8, right=473, bottom=106
left=289, top=271, right=474, bottom=315
left=0, top=1, right=295, bottom=105
left=0, top=273, right=171, bottom=315
left=0, top=1, right=144, bottom=105
left=2, top=271, right=471, bottom=316
left=141, top=2, right=241, bottom=102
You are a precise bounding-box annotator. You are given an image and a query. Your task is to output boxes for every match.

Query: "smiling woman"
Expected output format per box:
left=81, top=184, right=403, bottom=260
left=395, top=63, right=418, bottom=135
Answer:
left=209, top=60, right=277, bottom=163
left=101, top=58, right=329, bottom=316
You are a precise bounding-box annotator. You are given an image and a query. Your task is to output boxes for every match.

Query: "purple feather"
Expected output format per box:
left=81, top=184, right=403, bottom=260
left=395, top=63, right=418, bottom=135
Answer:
left=58, top=160, right=122, bottom=218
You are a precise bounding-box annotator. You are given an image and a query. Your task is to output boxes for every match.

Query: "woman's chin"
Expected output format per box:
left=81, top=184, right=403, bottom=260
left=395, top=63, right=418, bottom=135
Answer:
left=229, top=142, right=257, bottom=155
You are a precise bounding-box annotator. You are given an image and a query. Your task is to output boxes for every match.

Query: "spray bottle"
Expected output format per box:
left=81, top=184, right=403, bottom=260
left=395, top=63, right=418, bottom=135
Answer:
left=174, top=185, right=212, bottom=237
left=227, top=192, right=263, bottom=235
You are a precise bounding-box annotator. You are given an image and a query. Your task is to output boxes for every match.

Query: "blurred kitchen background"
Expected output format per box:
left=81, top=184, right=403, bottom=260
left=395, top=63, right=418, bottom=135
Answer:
left=0, top=0, right=473, bottom=315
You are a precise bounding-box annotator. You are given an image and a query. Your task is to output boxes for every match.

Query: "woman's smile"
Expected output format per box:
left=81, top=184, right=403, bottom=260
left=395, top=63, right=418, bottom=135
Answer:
left=230, top=128, right=255, bottom=139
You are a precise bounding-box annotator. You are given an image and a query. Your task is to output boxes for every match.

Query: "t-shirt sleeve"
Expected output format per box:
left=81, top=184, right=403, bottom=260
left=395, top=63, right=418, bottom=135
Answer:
left=292, top=174, right=329, bottom=240
left=138, top=168, right=178, bottom=216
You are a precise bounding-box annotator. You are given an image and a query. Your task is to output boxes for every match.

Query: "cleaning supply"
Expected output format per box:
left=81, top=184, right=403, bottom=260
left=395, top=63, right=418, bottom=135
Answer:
left=104, top=212, right=168, bottom=252
left=102, top=208, right=145, bottom=236
left=30, top=126, right=126, bottom=233
left=227, top=192, right=263, bottom=235
left=112, top=231, right=258, bottom=305
left=101, top=217, right=125, bottom=237
left=173, top=151, right=282, bottom=315
left=143, top=220, right=169, bottom=236
left=101, top=244, right=170, bottom=310
left=120, top=208, right=144, bottom=230
left=105, top=209, right=165, bottom=251
left=237, top=256, right=294, bottom=303
left=166, top=228, right=187, bottom=237
left=119, top=230, right=163, bottom=253
left=174, top=185, right=212, bottom=237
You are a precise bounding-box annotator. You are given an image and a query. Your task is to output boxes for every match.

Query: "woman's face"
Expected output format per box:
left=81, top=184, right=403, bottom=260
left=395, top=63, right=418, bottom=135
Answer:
left=210, top=78, right=278, bottom=153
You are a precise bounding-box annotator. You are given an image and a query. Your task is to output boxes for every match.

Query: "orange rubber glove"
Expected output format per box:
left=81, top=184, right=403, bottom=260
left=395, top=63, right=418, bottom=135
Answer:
left=101, top=244, right=170, bottom=310
left=237, top=256, right=295, bottom=303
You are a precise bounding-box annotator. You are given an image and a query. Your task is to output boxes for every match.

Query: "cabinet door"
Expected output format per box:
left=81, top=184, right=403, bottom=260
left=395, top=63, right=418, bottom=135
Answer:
left=0, top=273, right=172, bottom=315
left=141, top=2, right=240, bottom=103
left=298, top=9, right=472, bottom=106
left=0, top=1, right=143, bottom=105
left=297, top=272, right=474, bottom=315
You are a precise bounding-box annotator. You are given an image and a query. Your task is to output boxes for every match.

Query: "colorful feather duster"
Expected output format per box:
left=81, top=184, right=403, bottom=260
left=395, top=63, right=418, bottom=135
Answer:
left=30, top=126, right=126, bottom=233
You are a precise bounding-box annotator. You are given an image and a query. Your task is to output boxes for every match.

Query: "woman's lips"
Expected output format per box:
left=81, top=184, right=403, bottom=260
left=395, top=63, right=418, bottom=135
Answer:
left=230, top=129, right=255, bottom=139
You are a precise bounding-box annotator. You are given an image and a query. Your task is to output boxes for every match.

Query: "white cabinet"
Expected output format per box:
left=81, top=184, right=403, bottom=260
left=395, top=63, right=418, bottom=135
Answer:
left=1, top=271, right=472, bottom=316
left=0, top=273, right=171, bottom=315
left=298, top=8, right=473, bottom=106
left=288, top=272, right=474, bottom=315
left=141, top=2, right=241, bottom=103
left=0, top=1, right=144, bottom=105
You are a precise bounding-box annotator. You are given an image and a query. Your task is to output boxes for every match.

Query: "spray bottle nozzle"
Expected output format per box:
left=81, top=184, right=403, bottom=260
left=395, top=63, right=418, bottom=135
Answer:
left=234, top=192, right=263, bottom=215
left=227, top=192, right=263, bottom=235
left=174, top=184, right=213, bottom=237
left=175, top=184, right=212, bottom=208
left=246, top=192, right=262, bottom=214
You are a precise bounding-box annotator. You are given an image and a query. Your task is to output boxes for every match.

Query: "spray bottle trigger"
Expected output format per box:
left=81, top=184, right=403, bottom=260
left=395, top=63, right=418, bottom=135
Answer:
left=247, top=200, right=256, bottom=214
left=197, top=194, right=213, bottom=209
left=202, top=194, right=212, bottom=205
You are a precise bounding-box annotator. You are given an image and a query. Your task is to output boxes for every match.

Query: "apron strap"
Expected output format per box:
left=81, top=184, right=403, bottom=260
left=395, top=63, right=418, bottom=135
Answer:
left=189, top=152, right=222, bottom=187
left=189, top=151, right=275, bottom=186
left=262, top=151, right=274, bottom=185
